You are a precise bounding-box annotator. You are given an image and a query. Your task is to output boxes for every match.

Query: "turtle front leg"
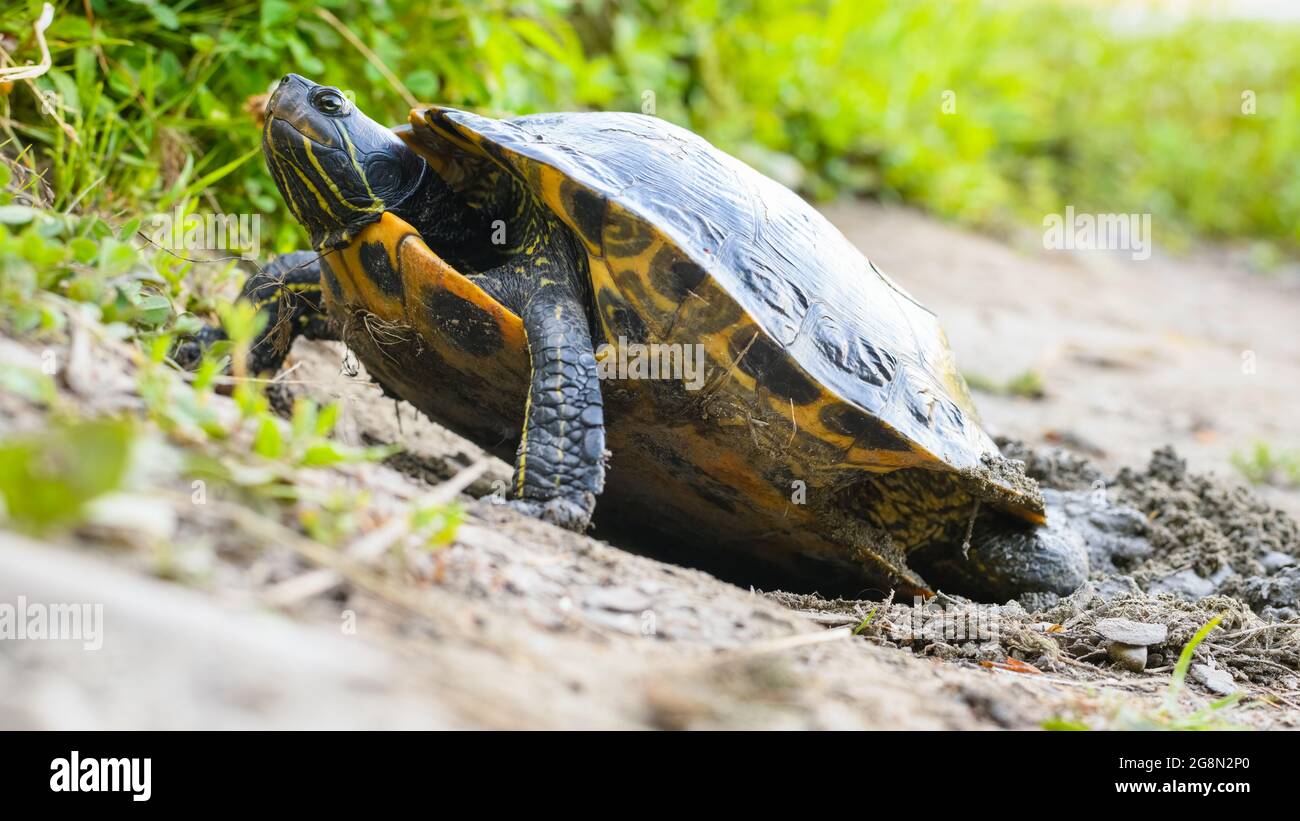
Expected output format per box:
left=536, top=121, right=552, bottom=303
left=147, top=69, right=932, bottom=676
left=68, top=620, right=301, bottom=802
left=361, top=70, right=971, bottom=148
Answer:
left=507, top=282, right=607, bottom=531
left=175, top=251, right=336, bottom=375
left=239, top=251, right=337, bottom=375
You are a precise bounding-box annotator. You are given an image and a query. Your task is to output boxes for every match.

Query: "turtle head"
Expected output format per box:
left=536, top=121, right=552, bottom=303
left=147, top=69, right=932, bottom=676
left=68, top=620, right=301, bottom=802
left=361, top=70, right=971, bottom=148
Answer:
left=263, top=74, right=428, bottom=251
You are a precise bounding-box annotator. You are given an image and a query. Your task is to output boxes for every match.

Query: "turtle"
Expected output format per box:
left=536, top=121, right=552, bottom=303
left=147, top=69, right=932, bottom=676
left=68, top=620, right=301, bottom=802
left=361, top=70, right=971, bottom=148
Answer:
left=184, top=73, right=1089, bottom=600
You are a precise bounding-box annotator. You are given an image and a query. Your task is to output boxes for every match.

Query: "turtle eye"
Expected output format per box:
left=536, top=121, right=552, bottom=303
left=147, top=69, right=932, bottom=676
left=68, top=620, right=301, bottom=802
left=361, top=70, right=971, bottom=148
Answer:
left=311, top=88, right=348, bottom=117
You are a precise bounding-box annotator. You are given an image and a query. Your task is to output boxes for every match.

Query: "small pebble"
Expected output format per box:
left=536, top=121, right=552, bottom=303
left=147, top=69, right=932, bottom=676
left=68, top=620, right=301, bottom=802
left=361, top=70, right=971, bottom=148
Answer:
left=1191, top=663, right=1237, bottom=696
left=1107, top=642, right=1148, bottom=672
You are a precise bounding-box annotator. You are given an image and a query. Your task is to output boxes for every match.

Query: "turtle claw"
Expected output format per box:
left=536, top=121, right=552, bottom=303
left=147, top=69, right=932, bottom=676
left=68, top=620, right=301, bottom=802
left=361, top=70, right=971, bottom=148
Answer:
left=506, top=496, right=595, bottom=532
left=172, top=338, right=204, bottom=370
left=171, top=325, right=227, bottom=371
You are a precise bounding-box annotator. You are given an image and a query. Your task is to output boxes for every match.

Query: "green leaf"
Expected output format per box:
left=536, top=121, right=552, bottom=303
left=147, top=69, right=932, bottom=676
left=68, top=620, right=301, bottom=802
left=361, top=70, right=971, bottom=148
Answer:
left=315, top=403, right=339, bottom=437
left=69, top=237, right=99, bottom=264
left=0, top=206, right=40, bottom=226
left=166, top=147, right=262, bottom=209
left=291, top=399, right=318, bottom=441
left=98, top=237, right=139, bottom=276
left=0, top=420, right=134, bottom=533
left=261, top=0, right=296, bottom=29
left=412, top=503, right=463, bottom=548
left=147, top=3, right=181, bottom=30
left=134, top=293, right=173, bottom=327
left=1042, top=718, right=1090, bottom=731
left=405, top=70, right=440, bottom=99
left=1167, top=614, right=1224, bottom=711
left=253, top=416, right=284, bottom=459
left=509, top=18, right=575, bottom=66
left=118, top=217, right=142, bottom=242
left=285, top=35, right=325, bottom=76
left=300, top=442, right=348, bottom=467
left=0, top=368, right=58, bottom=406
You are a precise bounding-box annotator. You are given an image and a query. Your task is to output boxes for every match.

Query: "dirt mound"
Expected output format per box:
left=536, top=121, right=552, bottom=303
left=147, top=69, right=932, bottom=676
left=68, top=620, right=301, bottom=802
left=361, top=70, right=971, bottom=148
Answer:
left=1114, top=447, right=1300, bottom=611
left=775, top=442, right=1300, bottom=699
left=999, top=442, right=1300, bottom=612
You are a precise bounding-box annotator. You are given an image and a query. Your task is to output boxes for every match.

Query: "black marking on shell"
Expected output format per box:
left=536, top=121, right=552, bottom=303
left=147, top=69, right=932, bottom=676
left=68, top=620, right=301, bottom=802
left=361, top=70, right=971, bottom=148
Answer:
left=693, top=481, right=739, bottom=514
left=632, top=433, right=685, bottom=465
left=819, top=403, right=911, bottom=452
left=602, top=207, right=655, bottom=258
left=562, top=180, right=606, bottom=249
left=597, top=286, right=648, bottom=343
left=424, top=288, right=503, bottom=356
left=480, top=135, right=512, bottom=168
left=359, top=240, right=403, bottom=299
left=521, top=160, right=544, bottom=191
left=650, top=253, right=709, bottom=303
left=671, top=277, right=745, bottom=336
left=811, top=321, right=898, bottom=389
left=610, top=261, right=672, bottom=332
left=323, top=265, right=344, bottom=300
left=729, top=328, right=822, bottom=405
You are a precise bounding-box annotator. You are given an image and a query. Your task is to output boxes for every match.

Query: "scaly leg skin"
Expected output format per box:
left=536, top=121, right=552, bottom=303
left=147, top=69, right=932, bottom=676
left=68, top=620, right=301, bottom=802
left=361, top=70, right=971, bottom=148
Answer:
left=174, top=251, right=336, bottom=374
left=506, top=281, right=607, bottom=531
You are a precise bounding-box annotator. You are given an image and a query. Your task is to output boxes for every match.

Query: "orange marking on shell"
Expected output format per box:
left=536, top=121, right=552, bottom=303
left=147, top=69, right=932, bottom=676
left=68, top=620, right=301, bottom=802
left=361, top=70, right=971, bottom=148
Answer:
left=324, top=214, right=406, bottom=323
left=395, top=228, right=527, bottom=356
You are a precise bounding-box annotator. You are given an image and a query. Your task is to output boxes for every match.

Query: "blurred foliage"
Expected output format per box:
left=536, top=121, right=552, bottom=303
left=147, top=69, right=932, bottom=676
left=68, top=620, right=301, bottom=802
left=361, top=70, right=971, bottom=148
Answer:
left=0, top=418, right=132, bottom=533
left=1233, top=442, right=1300, bottom=489
left=963, top=368, right=1045, bottom=399
left=0, top=203, right=397, bottom=539
left=1, top=0, right=1297, bottom=254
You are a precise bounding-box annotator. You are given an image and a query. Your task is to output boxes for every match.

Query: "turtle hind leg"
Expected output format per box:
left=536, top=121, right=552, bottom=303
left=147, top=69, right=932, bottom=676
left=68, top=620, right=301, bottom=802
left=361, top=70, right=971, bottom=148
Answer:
left=934, top=486, right=1154, bottom=603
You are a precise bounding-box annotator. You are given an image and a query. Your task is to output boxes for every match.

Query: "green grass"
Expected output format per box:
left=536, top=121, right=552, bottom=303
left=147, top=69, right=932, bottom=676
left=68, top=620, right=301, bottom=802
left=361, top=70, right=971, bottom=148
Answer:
left=1045, top=614, right=1248, bottom=731
left=963, top=369, right=1045, bottom=399
left=1232, top=442, right=1300, bottom=489
left=2, top=0, right=1298, bottom=259
left=851, top=607, right=879, bottom=636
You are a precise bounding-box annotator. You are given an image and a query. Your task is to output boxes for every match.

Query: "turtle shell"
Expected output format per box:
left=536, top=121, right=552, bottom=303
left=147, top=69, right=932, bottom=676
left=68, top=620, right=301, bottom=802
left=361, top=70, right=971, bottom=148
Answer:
left=394, top=105, right=1044, bottom=589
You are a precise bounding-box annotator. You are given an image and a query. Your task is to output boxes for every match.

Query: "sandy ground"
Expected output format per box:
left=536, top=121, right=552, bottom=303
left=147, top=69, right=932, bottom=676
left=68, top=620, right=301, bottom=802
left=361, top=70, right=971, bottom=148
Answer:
left=2, top=203, right=1298, bottom=730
